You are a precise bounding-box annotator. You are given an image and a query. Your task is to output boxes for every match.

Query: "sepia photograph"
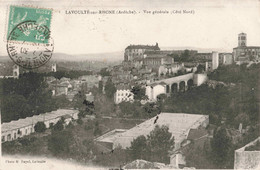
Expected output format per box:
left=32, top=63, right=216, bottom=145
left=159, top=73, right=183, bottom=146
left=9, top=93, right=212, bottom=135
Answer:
left=0, top=0, right=260, bottom=169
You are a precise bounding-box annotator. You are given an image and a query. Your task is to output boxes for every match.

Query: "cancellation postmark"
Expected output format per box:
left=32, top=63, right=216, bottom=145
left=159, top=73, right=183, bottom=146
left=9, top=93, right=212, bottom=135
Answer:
left=6, top=5, right=54, bottom=69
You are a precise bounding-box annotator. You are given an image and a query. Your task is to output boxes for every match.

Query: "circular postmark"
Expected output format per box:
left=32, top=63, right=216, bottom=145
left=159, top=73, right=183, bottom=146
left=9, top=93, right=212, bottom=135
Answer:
left=7, top=20, right=54, bottom=69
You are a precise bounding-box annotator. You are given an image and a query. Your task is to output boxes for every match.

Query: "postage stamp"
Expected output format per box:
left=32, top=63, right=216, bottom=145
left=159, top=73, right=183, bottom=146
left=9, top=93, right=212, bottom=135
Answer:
left=6, top=6, right=54, bottom=69
left=7, top=5, right=52, bottom=44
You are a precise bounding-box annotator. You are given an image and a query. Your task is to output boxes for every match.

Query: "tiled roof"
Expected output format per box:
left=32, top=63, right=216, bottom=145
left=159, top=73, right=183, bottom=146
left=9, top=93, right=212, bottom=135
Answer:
left=116, top=84, right=131, bottom=90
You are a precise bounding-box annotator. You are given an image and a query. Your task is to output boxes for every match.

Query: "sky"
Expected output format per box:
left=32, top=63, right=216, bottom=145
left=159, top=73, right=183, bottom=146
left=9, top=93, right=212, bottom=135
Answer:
left=0, top=0, right=260, bottom=56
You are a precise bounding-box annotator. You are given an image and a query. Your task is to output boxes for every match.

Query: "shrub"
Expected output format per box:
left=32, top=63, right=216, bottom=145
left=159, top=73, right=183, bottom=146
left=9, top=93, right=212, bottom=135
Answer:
left=34, top=122, right=47, bottom=133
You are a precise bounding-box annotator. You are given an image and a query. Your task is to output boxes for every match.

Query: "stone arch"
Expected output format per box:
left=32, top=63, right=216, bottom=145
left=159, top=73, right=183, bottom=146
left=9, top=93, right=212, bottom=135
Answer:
left=171, top=83, right=178, bottom=93
left=187, top=79, right=194, bottom=90
left=179, top=81, right=185, bottom=92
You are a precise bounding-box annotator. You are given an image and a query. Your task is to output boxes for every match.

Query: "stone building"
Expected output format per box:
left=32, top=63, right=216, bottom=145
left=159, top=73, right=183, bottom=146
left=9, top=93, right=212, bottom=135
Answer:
left=233, top=33, right=260, bottom=62
left=234, top=137, right=260, bottom=169
left=219, top=53, right=233, bottom=65
left=124, top=43, right=160, bottom=61
left=96, top=113, right=209, bottom=150
left=1, top=109, right=79, bottom=143
left=114, top=84, right=134, bottom=104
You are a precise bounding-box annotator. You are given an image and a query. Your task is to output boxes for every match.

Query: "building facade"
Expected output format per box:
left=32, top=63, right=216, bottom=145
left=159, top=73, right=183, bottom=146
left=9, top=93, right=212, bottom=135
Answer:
left=233, top=33, right=260, bottom=62
left=212, top=51, right=219, bottom=70
left=114, top=84, right=134, bottom=104
left=124, top=43, right=160, bottom=61
left=1, top=109, right=79, bottom=143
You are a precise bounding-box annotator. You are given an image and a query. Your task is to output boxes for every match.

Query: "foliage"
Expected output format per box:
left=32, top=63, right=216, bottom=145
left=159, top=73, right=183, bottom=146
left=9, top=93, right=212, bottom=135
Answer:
left=129, top=135, right=148, bottom=160
left=34, top=122, right=47, bottom=133
left=93, top=121, right=102, bottom=136
left=129, top=125, right=174, bottom=164
left=162, top=84, right=229, bottom=125
left=131, top=85, right=147, bottom=100
left=211, top=127, right=232, bottom=167
left=1, top=72, right=57, bottom=123
left=48, top=130, right=73, bottom=155
left=77, top=118, right=83, bottom=125
left=53, top=95, right=71, bottom=108
left=104, top=78, right=116, bottom=99
left=98, top=81, right=103, bottom=93
left=99, top=68, right=110, bottom=77
left=196, top=64, right=205, bottom=73
left=245, top=140, right=260, bottom=151
left=46, top=70, right=92, bottom=80
left=171, top=49, right=192, bottom=62
left=53, top=117, right=65, bottom=132
left=184, top=140, right=216, bottom=169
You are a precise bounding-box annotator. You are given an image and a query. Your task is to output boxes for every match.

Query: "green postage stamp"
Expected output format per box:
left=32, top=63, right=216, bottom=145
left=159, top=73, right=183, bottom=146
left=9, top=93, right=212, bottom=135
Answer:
left=7, top=5, right=52, bottom=44
left=6, top=5, right=54, bottom=69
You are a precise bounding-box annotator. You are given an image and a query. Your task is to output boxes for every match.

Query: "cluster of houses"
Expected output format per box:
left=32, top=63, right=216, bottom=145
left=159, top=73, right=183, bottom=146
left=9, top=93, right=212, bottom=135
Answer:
left=45, top=75, right=98, bottom=101
left=109, top=33, right=260, bottom=105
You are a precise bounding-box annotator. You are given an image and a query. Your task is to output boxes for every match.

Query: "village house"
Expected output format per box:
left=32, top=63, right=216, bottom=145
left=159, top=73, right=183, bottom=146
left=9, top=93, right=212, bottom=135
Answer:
left=114, top=84, right=134, bottom=104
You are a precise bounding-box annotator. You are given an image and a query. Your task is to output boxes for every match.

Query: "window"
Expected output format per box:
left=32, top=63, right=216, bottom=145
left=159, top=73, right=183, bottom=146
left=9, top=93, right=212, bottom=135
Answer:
left=26, top=129, right=27, bottom=134
left=14, top=133, right=16, bottom=139
left=2, top=136, right=5, bottom=142
left=7, top=134, right=11, bottom=141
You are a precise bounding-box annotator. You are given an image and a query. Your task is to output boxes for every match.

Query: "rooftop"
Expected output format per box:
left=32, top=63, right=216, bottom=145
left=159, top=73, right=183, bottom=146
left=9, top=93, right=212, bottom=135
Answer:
left=125, top=43, right=160, bottom=51
left=1, top=109, right=78, bottom=132
left=114, top=113, right=208, bottom=148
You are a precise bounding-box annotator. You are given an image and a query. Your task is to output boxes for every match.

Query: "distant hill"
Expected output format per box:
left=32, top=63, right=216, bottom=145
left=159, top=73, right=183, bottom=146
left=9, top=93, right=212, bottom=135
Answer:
left=51, top=51, right=124, bottom=62
left=161, top=46, right=232, bottom=53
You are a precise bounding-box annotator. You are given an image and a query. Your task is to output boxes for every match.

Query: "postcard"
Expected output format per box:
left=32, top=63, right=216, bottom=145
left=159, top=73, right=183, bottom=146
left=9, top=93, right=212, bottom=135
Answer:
left=0, top=0, right=260, bottom=169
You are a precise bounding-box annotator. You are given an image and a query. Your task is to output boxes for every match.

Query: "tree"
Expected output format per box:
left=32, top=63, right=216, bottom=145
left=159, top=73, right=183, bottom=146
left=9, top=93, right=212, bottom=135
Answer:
left=34, top=122, right=47, bottom=133
left=129, top=135, right=148, bottom=160
left=180, top=49, right=190, bottom=61
left=53, top=117, right=65, bottom=132
left=98, top=81, right=103, bottom=93
left=148, top=125, right=175, bottom=163
left=99, top=68, right=110, bottom=77
left=196, top=64, right=205, bottom=73
left=93, top=121, right=102, bottom=136
left=211, top=127, right=232, bottom=167
left=104, top=79, right=116, bottom=99
left=1, top=94, right=32, bottom=122
left=131, top=85, right=147, bottom=100
left=1, top=72, right=58, bottom=123
left=128, top=125, right=174, bottom=164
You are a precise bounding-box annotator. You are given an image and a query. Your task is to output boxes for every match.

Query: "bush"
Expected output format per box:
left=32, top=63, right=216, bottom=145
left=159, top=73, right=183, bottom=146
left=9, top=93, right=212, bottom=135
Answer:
left=34, top=122, right=47, bottom=133
left=53, top=118, right=65, bottom=132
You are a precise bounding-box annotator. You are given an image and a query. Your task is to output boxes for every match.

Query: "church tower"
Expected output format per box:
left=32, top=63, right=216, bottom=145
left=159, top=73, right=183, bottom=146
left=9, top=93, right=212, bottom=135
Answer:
left=238, top=33, right=247, bottom=47
left=13, top=64, right=19, bottom=79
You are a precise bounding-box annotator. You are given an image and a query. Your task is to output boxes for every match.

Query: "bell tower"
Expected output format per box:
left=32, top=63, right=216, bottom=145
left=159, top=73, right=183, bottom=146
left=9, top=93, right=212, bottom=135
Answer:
left=238, top=33, right=247, bottom=47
